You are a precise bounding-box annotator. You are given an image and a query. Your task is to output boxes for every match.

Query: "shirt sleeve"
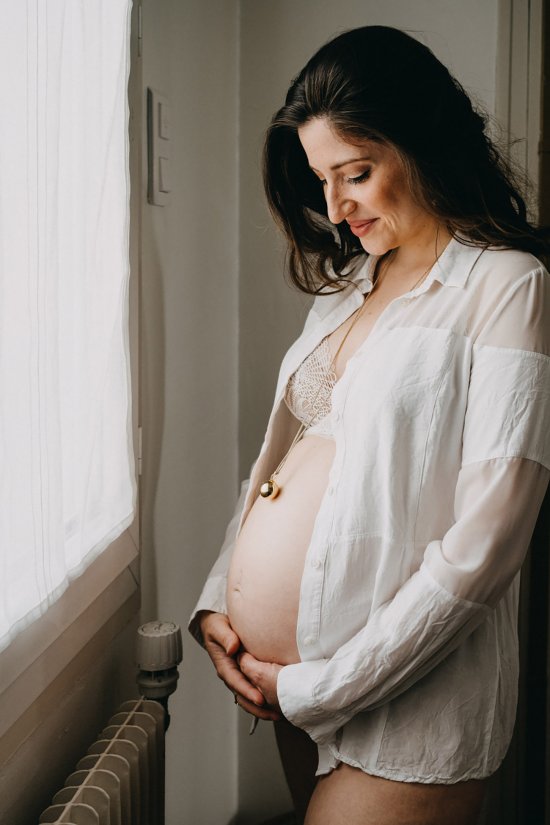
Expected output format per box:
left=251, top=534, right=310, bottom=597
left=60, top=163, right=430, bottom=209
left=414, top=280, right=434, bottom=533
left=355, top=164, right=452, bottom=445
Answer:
left=277, top=265, right=550, bottom=743
left=188, top=477, right=250, bottom=647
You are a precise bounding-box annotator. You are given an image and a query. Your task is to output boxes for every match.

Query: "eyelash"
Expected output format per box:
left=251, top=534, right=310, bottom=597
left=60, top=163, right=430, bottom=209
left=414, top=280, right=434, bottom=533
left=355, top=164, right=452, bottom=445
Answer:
left=348, top=170, right=371, bottom=185
left=318, top=169, right=371, bottom=186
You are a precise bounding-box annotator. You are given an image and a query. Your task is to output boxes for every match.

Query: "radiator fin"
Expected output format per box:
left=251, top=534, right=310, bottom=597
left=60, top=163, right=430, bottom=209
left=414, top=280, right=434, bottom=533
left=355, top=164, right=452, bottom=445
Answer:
left=65, top=771, right=122, bottom=825
left=38, top=698, right=165, bottom=825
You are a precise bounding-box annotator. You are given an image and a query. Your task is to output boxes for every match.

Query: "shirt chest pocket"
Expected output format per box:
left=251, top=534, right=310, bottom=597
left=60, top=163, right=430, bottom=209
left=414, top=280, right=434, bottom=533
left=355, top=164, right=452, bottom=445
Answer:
left=338, top=326, right=462, bottom=425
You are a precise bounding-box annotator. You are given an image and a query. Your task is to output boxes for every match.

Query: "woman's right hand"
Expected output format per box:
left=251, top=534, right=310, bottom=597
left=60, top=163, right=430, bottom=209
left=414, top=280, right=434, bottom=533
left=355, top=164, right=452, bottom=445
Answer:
left=198, top=610, right=282, bottom=721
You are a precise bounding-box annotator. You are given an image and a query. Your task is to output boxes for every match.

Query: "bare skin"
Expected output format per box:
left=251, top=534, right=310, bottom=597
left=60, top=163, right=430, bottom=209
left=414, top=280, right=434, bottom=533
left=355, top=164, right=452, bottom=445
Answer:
left=197, top=610, right=282, bottom=721
left=305, top=765, right=487, bottom=825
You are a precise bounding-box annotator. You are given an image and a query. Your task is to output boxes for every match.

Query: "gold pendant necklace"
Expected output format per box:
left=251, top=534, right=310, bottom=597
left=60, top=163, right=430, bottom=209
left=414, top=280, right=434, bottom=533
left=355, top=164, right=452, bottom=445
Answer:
left=259, top=291, right=368, bottom=500
left=259, top=250, right=433, bottom=500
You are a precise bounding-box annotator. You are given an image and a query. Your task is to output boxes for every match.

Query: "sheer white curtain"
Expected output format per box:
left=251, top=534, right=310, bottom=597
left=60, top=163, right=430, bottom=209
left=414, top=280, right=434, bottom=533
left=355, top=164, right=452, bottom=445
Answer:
left=0, top=0, right=135, bottom=651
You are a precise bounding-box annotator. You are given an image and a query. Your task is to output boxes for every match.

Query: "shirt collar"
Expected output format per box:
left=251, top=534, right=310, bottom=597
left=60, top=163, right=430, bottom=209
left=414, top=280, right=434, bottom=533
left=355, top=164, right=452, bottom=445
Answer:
left=353, top=235, right=487, bottom=291
left=430, top=235, right=488, bottom=287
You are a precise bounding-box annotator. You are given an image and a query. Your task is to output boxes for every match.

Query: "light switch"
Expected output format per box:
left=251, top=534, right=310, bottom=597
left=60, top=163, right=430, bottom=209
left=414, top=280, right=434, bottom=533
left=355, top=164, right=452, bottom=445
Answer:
left=147, top=88, right=171, bottom=206
left=159, top=102, right=171, bottom=140
left=159, top=157, right=171, bottom=193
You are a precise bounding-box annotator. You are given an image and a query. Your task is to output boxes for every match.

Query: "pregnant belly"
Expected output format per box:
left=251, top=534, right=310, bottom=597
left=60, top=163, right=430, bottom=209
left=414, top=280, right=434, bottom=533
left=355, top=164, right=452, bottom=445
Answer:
left=227, top=435, right=335, bottom=665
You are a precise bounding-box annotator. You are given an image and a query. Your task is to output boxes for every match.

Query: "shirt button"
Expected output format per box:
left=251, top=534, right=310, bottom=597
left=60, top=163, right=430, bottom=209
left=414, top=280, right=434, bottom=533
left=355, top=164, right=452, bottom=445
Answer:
left=312, top=558, right=323, bottom=569
left=327, top=486, right=334, bottom=496
left=334, top=410, right=341, bottom=422
left=304, top=636, right=315, bottom=646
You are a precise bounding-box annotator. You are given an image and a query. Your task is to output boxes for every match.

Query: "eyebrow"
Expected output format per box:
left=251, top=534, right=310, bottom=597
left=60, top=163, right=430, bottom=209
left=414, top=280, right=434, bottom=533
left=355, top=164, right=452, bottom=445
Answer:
left=310, top=155, right=372, bottom=173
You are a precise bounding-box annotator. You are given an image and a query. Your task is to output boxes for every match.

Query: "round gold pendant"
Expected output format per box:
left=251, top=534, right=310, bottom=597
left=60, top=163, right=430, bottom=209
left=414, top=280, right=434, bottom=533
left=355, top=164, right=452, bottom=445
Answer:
left=260, top=478, right=280, bottom=499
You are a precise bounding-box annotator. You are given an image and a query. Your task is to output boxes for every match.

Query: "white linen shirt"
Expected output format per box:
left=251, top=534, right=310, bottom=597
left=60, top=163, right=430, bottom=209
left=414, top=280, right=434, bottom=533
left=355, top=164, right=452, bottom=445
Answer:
left=190, top=236, right=550, bottom=783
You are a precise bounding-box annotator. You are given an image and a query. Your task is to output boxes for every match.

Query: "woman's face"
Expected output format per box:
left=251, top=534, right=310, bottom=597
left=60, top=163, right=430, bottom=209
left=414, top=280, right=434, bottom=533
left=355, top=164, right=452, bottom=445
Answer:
left=298, top=117, right=437, bottom=257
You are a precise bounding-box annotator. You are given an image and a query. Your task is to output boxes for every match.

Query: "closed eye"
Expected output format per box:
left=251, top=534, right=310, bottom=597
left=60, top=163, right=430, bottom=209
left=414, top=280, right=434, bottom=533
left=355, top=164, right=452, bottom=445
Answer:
left=347, top=170, right=371, bottom=185
left=314, top=168, right=371, bottom=187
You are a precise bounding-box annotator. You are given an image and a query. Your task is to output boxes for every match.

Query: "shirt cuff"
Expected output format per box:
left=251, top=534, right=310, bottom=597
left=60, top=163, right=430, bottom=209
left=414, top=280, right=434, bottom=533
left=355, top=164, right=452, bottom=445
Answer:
left=187, top=575, right=228, bottom=647
left=277, top=659, right=347, bottom=744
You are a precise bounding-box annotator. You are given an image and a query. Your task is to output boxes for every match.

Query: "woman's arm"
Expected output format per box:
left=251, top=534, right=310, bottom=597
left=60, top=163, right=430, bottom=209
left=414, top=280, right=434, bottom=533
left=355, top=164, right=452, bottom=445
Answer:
left=240, top=459, right=549, bottom=729
left=270, top=456, right=549, bottom=742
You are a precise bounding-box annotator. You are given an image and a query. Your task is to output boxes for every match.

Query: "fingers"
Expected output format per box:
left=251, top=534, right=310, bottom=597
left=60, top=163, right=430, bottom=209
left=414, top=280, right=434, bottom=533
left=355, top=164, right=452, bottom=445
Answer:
left=238, top=652, right=282, bottom=710
left=217, top=622, right=241, bottom=656
left=201, top=613, right=266, bottom=705
left=200, top=612, right=282, bottom=713
left=235, top=693, right=282, bottom=722
left=210, top=645, right=266, bottom=705
left=238, top=651, right=274, bottom=686
left=200, top=611, right=240, bottom=655
left=238, top=650, right=258, bottom=675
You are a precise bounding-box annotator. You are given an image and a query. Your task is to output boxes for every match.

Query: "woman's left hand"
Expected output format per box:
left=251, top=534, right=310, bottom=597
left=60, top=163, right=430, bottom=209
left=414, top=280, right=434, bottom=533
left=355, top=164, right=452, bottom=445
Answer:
left=238, top=651, right=283, bottom=712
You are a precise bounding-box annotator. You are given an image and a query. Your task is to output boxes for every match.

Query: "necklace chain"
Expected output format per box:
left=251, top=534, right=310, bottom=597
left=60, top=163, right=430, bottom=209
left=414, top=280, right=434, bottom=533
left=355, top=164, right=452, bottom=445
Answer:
left=259, top=250, right=435, bottom=499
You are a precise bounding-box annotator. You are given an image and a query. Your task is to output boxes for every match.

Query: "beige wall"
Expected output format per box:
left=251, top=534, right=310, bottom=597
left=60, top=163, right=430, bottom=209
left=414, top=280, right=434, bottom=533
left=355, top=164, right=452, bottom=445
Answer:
left=0, top=3, right=241, bottom=823
left=139, top=1, right=240, bottom=823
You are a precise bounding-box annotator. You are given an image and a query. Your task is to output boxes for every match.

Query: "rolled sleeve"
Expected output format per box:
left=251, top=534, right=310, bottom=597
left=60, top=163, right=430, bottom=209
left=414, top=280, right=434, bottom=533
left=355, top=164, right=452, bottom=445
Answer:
left=277, top=566, right=491, bottom=743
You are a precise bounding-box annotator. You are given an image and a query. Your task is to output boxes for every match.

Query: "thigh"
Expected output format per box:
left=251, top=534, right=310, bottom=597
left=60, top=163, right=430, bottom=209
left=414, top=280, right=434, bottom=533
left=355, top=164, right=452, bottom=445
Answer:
left=304, top=763, right=487, bottom=825
left=274, top=719, right=319, bottom=823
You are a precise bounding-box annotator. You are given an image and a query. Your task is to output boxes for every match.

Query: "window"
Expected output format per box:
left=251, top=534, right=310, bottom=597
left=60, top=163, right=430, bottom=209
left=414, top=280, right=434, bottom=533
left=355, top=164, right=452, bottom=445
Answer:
left=0, top=1, right=137, bottom=653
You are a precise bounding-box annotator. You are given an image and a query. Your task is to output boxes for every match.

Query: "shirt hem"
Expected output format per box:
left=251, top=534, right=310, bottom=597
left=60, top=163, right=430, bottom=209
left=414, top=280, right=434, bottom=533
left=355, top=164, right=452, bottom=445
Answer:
left=316, top=747, right=503, bottom=784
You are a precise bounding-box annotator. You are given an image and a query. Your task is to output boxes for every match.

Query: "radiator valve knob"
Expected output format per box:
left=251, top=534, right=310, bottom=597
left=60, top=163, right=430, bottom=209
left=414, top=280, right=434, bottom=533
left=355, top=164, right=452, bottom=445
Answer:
left=136, top=621, right=183, bottom=706
left=136, top=621, right=183, bottom=671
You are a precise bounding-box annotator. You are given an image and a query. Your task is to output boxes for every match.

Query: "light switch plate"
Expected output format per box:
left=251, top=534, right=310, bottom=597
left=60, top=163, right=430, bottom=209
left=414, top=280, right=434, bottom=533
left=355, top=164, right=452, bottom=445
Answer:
left=159, top=101, right=171, bottom=140
left=158, top=157, right=171, bottom=193
left=147, top=88, right=171, bottom=206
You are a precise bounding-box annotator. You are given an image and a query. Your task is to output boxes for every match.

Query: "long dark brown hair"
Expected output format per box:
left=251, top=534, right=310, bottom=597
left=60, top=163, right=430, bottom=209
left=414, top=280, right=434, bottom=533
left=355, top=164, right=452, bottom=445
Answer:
left=263, top=25, right=550, bottom=294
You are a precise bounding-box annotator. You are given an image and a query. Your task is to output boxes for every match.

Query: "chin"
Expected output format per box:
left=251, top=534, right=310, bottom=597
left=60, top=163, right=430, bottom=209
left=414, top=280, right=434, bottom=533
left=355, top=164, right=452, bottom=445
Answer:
left=359, top=237, right=394, bottom=256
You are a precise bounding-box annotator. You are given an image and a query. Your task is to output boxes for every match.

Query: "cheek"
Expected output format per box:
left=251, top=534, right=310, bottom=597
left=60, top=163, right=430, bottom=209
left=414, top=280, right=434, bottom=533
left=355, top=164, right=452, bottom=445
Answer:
left=372, top=176, right=400, bottom=212
left=382, top=187, right=420, bottom=226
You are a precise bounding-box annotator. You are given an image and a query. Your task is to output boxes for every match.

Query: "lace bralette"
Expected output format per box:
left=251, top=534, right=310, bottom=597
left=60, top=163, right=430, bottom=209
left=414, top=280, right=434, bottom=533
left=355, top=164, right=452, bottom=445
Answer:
left=284, top=337, right=336, bottom=438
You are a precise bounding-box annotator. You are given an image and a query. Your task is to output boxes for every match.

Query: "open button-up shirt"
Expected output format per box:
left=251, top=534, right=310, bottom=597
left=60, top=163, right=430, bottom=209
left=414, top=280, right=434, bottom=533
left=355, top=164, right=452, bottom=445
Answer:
left=190, top=237, right=550, bottom=783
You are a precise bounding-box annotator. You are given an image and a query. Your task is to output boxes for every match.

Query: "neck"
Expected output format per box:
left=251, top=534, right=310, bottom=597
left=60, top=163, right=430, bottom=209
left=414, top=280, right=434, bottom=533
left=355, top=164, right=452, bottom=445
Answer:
left=388, top=222, right=452, bottom=275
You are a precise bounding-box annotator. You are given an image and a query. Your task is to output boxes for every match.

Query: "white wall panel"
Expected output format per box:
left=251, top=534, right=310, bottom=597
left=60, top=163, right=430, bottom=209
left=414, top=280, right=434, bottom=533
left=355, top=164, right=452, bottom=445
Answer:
left=140, top=2, right=240, bottom=823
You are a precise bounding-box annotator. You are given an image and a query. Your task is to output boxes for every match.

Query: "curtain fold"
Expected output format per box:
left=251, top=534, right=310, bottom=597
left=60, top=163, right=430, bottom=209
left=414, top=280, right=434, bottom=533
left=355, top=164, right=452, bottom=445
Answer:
left=0, top=0, right=135, bottom=650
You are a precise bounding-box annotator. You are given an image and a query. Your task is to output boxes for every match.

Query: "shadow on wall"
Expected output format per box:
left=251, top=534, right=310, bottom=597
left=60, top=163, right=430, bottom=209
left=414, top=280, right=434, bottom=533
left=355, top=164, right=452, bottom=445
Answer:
left=140, top=231, right=164, bottom=622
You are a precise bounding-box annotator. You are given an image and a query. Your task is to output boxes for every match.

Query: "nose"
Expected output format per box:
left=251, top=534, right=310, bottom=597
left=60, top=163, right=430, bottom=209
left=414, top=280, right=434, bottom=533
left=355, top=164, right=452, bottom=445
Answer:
left=325, top=182, right=355, bottom=224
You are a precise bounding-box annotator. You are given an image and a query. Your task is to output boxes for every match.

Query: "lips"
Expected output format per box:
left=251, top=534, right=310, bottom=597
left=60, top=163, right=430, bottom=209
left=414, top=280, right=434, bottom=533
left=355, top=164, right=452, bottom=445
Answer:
left=347, top=218, right=378, bottom=237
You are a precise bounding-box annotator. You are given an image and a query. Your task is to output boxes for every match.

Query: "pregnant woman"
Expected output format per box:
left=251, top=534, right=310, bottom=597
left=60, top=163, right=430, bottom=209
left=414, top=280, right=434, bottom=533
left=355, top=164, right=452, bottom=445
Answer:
left=189, top=26, right=550, bottom=825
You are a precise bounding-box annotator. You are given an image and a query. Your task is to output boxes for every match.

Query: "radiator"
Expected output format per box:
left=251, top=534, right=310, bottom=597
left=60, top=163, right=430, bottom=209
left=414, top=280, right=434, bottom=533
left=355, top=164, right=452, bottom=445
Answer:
left=38, top=697, right=166, bottom=825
